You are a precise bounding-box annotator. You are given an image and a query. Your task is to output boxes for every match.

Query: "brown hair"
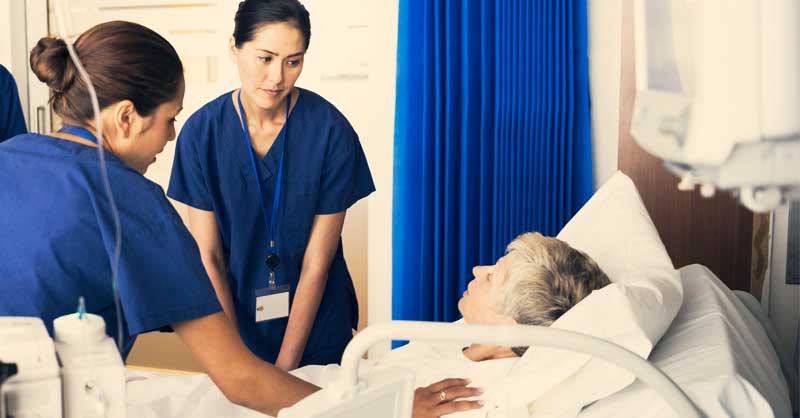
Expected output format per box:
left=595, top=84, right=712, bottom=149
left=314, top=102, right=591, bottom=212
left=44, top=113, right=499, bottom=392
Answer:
left=30, top=21, right=183, bottom=122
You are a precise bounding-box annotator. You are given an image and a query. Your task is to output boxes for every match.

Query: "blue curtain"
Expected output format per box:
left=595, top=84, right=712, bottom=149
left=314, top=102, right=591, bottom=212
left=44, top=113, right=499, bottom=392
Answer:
left=392, top=0, right=594, bottom=324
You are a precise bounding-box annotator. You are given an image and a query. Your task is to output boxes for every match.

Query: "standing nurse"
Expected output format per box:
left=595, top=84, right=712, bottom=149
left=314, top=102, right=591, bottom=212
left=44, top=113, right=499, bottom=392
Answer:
left=169, top=0, right=374, bottom=370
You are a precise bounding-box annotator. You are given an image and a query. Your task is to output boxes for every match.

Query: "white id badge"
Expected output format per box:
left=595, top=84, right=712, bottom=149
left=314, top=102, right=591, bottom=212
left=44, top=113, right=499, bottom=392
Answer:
left=255, top=284, right=290, bottom=322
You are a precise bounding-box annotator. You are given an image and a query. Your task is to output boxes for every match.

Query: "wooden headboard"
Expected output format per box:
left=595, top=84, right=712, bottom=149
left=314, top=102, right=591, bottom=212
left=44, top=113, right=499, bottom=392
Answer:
left=618, top=0, right=766, bottom=294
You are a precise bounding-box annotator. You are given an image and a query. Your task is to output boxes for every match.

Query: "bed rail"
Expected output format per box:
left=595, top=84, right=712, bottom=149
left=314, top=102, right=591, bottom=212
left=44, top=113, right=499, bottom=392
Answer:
left=337, top=321, right=704, bottom=418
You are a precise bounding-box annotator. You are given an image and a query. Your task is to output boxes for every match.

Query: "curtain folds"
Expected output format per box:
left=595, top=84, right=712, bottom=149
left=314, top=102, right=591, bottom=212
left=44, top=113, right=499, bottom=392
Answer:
left=393, top=0, right=593, bottom=324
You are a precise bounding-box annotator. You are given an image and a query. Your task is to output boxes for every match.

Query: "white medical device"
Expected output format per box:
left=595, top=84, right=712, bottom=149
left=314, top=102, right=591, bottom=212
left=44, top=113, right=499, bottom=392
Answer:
left=631, top=0, right=800, bottom=212
left=279, top=321, right=705, bottom=418
left=0, top=315, right=125, bottom=418
left=0, top=317, right=62, bottom=418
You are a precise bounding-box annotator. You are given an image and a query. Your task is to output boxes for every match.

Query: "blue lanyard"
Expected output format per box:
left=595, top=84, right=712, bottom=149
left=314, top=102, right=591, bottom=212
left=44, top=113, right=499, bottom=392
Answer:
left=237, top=91, right=291, bottom=282
left=59, top=125, right=98, bottom=143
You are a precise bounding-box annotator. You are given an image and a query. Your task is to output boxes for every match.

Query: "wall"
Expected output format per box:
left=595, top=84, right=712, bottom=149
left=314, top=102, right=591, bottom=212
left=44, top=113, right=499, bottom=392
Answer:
left=0, top=0, right=32, bottom=125
left=588, top=0, right=622, bottom=190
left=364, top=0, right=399, bottom=359
left=0, top=0, right=11, bottom=69
left=765, top=206, right=800, bottom=378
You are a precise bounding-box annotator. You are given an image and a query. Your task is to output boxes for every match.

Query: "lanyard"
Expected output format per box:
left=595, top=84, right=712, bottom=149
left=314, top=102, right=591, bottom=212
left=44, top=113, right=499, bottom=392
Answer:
left=237, top=91, right=291, bottom=287
left=59, top=125, right=98, bottom=143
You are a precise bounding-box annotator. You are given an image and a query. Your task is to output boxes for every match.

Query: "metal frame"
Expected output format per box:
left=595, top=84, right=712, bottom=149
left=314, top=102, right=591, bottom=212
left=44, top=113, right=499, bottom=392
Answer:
left=335, top=321, right=705, bottom=418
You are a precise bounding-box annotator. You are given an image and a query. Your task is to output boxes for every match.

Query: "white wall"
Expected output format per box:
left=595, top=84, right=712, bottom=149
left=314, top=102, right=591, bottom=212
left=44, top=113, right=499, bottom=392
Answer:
left=364, top=0, right=399, bottom=359
left=588, top=0, right=622, bottom=190
left=0, top=0, right=32, bottom=126
left=765, top=206, right=800, bottom=378
left=0, top=0, right=12, bottom=67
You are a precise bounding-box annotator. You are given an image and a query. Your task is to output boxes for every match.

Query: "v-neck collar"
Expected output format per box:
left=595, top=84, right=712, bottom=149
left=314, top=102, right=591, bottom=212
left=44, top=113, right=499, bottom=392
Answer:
left=222, top=89, right=302, bottom=183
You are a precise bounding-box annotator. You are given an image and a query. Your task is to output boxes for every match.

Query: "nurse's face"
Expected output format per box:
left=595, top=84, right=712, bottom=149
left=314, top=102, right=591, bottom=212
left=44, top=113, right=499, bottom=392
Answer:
left=458, top=255, right=516, bottom=325
left=230, top=22, right=306, bottom=112
left=116, top=80, right=185, bottom=174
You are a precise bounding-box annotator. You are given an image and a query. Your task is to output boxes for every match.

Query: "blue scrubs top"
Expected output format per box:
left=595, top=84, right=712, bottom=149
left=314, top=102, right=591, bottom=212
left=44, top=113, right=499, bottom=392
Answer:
left=0, top=65, right=27, bottom=142
left=0, top=134, right=222, bottom=358
left=168, top=88, right=375, bottom=365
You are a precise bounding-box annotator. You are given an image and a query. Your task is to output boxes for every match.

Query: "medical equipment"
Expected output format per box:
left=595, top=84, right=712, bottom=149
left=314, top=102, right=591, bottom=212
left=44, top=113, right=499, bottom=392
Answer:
left=0, top=314, right=125, bottom=418
left=279, top=322, right=705, bottom=418
left=630, top=0, right=800, bottom=212
left=0, top=317, right=62, bottom=418
left=0, top=361, right=18, bottom=418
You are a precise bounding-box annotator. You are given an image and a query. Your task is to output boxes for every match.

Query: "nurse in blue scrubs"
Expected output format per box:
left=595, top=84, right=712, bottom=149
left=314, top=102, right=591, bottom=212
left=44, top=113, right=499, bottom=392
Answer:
left=0, top=64, right=27, bottom=141
left=0, top=19, right=481, bottom=418
left=169, top=0, right=375, bottom=370
left=0, top=21, right=319, bottom=416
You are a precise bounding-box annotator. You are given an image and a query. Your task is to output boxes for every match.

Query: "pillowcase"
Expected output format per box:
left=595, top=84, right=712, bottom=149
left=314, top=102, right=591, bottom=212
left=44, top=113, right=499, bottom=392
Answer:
left=483, top=171, right=684, bottom=417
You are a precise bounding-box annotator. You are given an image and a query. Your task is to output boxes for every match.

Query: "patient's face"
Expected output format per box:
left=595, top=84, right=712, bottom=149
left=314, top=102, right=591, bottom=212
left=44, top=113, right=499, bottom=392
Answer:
left=458, top=255, right=516, bottom=325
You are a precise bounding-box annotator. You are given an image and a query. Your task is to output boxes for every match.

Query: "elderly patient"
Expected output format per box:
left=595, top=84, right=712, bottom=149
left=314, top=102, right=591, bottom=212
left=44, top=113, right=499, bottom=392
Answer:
left=457, top=231, right=610, bottom=360
left=367, top=232, right=611, bottom=408
left=133, top=233, right=613, bottom=417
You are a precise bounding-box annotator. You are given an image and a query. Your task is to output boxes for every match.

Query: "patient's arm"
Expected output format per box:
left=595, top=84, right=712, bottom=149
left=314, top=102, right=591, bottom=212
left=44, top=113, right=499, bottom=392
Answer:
left=173, top=312, right=319, bottom=416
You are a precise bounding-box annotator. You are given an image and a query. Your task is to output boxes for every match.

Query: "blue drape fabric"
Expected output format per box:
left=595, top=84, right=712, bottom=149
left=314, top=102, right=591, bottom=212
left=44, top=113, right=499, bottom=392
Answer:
left=393, top=0, right=594, bottom=324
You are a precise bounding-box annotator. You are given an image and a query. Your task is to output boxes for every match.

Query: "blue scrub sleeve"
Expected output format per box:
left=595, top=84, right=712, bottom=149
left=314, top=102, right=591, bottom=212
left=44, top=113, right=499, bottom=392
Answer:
left=116, top=213, right=221, bottom=335
left=316, top=123, right=376, bottom=214
left=168, top=123, right=214, bottom=211
left=0, top=65, right=27, bottom=142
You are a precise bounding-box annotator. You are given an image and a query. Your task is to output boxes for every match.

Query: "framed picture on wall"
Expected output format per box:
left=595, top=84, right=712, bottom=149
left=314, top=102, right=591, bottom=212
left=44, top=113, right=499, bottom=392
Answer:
left=788, top=201, right=800, bottom=285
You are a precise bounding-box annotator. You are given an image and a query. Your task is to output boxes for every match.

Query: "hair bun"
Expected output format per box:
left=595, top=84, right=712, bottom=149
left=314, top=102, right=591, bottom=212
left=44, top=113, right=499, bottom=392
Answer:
left=30, top=37, right=77, bottom=94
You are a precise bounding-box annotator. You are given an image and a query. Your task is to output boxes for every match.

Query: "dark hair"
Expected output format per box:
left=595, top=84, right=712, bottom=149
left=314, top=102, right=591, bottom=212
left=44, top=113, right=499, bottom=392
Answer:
left=233, top=0, right=311, bottom=49
left=30, top=21, right=183, bottom=122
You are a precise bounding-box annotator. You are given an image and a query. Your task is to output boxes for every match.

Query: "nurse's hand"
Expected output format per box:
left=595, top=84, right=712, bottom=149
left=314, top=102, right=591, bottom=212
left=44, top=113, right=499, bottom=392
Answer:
left=412, top=378, right=483, bottom=418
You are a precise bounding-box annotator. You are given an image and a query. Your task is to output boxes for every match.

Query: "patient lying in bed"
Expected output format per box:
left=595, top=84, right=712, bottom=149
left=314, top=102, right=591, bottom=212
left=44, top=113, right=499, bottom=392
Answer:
left=126, top=232, right=611, bottom=418
left=287, top=232, right=611, bottom=416
left=368, top=232, right=611, bottom=402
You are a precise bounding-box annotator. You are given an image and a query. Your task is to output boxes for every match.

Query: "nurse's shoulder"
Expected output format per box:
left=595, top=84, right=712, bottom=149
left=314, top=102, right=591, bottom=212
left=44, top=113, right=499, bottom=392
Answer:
left=295, top=88, right=355, bottom=133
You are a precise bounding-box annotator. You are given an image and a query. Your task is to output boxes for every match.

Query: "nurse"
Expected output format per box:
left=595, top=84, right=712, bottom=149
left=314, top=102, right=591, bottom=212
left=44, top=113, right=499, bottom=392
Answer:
left=0, top=64, right=27, bottom=141
left=0, top=20, right=481, bottom=418
left=169, top=0, right=373, bottom=369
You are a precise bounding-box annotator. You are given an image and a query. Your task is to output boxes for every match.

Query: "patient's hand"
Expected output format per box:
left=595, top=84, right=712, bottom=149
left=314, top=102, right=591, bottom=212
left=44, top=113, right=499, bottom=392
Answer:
left=412, top=378, right=483, bottom=418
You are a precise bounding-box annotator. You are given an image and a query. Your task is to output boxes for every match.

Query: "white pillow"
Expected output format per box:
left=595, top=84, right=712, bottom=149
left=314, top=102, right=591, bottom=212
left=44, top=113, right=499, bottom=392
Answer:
left=483, top=171, right=684, bottom=417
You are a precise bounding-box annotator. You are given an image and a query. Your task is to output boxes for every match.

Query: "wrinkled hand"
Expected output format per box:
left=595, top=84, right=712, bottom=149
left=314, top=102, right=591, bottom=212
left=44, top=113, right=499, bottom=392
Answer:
left=412, top=378, right=483, bottom=418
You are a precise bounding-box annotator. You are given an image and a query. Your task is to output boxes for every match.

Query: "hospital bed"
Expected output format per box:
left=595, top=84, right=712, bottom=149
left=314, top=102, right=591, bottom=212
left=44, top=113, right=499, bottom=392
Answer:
left=125, top=264, right=793, bottom=418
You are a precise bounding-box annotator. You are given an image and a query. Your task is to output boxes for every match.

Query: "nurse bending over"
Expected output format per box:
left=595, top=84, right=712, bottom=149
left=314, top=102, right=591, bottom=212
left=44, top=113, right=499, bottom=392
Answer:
left=0, top=20, right=480, bottom=418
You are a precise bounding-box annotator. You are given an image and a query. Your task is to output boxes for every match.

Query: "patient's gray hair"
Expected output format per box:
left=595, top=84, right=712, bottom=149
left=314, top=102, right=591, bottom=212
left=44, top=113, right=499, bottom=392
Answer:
left=498, top=232, right=610, bottom=356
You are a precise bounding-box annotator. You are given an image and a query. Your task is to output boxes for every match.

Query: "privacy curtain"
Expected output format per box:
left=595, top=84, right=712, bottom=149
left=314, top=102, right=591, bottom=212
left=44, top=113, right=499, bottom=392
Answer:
left=392, top=0, right=594, bottom=323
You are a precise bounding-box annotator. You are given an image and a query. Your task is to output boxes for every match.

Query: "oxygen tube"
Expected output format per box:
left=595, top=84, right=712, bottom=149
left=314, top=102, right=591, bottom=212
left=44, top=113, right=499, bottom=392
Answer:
left=53, top=0, right=124, bottom=350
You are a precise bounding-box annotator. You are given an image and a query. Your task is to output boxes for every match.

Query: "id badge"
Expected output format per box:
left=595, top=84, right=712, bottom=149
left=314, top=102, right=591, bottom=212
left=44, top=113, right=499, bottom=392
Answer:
left=255, top=284, right=290, bottom=322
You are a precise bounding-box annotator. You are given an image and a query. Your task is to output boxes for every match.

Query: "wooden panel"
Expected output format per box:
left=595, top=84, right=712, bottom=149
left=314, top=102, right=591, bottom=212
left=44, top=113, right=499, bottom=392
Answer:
left=618, top=0, right=754, bottom=291
left=751, top=213, right=771, bottom=300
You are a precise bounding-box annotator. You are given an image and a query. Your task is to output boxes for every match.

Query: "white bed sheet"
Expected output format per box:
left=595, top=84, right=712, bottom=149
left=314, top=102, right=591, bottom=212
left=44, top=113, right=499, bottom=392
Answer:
left=124, top=264, right=791, bottom=418
left=578, top=264, right=791, bottom=418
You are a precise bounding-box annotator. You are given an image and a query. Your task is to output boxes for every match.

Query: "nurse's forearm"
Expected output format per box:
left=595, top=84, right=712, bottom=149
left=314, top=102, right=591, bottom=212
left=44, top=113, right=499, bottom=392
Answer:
left=277, top=212, right=346, bottom=369
left=204, top=257, right=239, bottom=330
left=186, top=207, right=239, bottom=330
left=277, top=269, right=328, bottom=369
left=173, top=312, right=319, bottom=416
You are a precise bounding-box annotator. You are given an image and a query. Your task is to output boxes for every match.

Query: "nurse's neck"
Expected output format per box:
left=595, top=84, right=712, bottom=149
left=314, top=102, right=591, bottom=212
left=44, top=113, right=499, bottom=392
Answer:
left=237, top=89, right=289, bottom=129
left=51, top=119, right=108, bottom=150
